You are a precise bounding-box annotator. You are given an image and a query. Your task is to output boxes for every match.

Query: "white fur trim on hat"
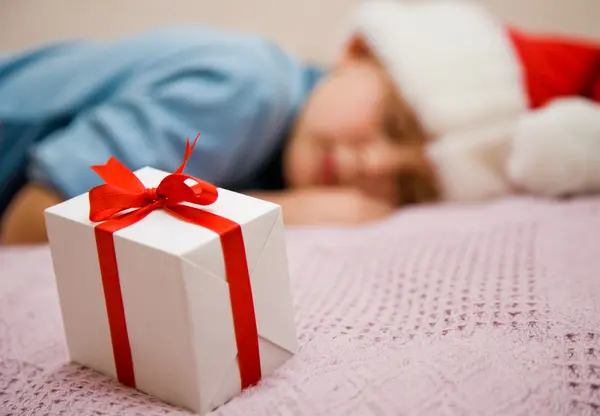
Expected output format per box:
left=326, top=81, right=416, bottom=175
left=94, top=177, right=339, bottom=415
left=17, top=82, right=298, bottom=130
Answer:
left=507, top=98, right=600, bottom=197
left=426, top=121, right=514, bottom=201
left=350, top=0, right=529, bottom=137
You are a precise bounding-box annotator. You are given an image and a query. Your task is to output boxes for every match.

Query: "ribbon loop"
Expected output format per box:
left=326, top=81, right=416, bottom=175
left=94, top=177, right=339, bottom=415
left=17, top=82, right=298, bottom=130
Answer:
left=89, top=184, right=149, bottom=222
left=157, top=174, right=202, bottom=206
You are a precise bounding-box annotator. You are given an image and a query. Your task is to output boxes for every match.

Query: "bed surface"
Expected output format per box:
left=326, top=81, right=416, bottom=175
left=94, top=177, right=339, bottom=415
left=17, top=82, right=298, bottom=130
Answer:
left=2, top=196, right=600, bottom=415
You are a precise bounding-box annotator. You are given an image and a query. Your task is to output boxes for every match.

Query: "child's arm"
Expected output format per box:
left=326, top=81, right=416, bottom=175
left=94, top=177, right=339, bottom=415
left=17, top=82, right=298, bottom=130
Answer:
left=248, top=188, right=395, bottom=225
left=0, top=184, right=394, bottom=245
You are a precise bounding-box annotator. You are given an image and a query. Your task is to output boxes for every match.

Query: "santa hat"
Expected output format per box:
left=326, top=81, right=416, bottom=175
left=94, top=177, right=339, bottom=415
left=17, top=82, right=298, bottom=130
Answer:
left=347, top=0, right=600, bottom=201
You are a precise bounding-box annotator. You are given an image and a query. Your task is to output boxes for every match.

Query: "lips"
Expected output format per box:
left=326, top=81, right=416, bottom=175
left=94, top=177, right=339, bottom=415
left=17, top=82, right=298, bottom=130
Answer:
left=321, top=150, right=337, bottom=186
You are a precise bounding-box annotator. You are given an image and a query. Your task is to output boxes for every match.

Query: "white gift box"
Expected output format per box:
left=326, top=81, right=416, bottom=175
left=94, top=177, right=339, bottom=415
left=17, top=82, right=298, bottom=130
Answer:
left=45, top=166, right=298, bottom=415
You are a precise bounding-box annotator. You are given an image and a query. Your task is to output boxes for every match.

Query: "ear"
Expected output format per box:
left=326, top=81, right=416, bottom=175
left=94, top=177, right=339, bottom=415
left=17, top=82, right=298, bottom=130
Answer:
left=337, top=33, right=372, bottom=66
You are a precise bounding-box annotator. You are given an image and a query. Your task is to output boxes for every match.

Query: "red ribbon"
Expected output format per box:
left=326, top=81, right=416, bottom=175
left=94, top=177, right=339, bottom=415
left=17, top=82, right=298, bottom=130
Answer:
left=88, top=134, right=262, bottom=390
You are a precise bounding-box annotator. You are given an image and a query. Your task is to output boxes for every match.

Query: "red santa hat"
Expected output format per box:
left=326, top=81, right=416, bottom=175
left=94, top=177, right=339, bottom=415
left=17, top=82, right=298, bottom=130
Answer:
left=346, top=0, right=600, bottom=201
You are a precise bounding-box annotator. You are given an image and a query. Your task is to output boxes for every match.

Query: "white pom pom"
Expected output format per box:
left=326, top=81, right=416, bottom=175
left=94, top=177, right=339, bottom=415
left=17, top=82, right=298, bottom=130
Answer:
left=427, top=123, right=513, bottom=202
left=507, top=98, right=600, bottom=197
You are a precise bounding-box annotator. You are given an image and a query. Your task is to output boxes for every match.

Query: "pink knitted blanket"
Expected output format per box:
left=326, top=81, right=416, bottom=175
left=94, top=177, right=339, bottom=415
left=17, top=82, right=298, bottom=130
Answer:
left=2, top=196, right=600, bottom=415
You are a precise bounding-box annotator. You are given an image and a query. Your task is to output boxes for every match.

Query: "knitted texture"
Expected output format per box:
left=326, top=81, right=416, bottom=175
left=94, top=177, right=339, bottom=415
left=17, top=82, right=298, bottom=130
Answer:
left=2, top=196, right=600, bottom=415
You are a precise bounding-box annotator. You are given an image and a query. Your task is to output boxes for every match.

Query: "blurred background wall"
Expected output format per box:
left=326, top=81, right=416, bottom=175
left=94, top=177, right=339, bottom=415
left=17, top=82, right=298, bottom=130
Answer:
left=1, top=0, right=599, bottom=64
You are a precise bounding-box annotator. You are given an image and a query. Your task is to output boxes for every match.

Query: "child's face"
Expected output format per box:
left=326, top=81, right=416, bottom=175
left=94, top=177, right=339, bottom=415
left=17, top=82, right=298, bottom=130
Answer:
left=284, top=37, right=440, bottom=206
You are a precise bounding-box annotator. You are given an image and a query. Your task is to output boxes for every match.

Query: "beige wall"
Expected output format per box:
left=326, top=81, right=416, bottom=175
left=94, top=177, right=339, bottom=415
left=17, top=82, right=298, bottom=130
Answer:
left=1, top=0, right=599, bottom=63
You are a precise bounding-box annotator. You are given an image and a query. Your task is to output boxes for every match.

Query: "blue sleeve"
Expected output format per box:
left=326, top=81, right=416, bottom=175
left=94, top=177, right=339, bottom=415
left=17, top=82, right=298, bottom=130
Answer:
left=20, top=27, right=312, bottom=198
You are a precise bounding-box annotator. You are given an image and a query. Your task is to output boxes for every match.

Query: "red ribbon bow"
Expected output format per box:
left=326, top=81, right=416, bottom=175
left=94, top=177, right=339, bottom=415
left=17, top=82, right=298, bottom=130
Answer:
left=89, top=134, right=219, bottom=226
left=89, top=134, right=261, bottom=391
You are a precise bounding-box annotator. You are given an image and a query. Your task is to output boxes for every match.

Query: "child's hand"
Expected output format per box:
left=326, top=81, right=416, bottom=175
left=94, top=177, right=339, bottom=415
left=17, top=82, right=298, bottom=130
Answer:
left=0, top=183, right=62, bottom=245
left=250, top=188, right=396, bottom=226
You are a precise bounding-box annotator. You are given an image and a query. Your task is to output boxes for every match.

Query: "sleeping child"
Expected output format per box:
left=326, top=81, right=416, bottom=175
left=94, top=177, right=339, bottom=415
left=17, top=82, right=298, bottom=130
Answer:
left=2, top=0, right=600, bottom=244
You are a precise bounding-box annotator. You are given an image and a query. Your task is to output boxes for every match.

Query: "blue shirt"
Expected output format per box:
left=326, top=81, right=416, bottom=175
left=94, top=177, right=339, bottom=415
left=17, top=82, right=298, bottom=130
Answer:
left=0, top=26, right=324, bottom=216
